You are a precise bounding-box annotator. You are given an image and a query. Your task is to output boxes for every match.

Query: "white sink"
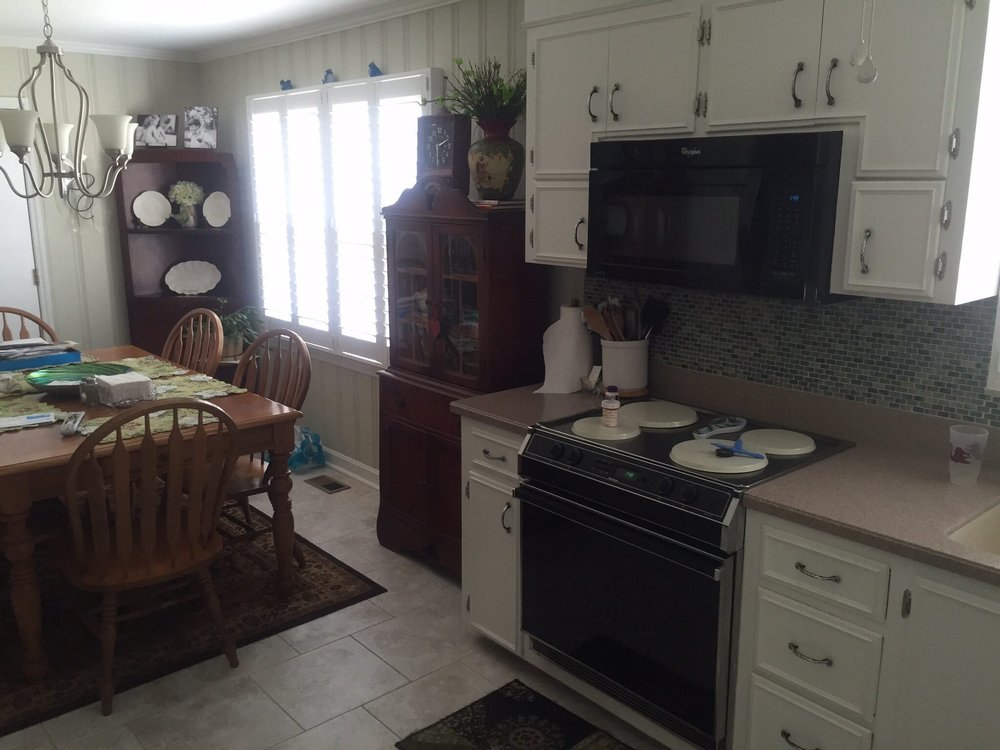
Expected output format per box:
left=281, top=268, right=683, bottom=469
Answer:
left=949, top=503, right=1000, bottom=555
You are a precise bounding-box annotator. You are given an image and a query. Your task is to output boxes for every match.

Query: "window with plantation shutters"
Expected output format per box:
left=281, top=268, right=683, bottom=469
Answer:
left=247, top=69, right=442, bottom=366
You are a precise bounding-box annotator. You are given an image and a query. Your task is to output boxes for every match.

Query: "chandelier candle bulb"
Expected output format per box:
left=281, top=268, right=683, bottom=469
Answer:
left=124, top=123, right=138, bottom=158
left=42, top=122, right=73, bottom=158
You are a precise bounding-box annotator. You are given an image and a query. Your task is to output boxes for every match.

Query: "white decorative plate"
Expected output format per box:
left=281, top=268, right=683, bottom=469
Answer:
left=132, top=190, right=171, bottom=227
left=202, top=191, right=231, bottom=228
left=164, top=260, right=221, bottom=295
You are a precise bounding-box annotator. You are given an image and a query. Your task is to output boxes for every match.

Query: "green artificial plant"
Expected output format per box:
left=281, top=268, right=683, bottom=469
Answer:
left=432, top=57, right=527, bottom=122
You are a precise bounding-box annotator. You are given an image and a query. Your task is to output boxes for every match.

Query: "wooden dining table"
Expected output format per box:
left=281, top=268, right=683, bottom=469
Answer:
left=0, top=346, right=303, bottom=682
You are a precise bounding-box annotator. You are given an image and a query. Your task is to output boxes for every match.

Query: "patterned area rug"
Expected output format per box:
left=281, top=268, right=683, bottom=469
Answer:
left=396, top=679, right=636, bottom=749
left=0, top=508, right=385, bottom=737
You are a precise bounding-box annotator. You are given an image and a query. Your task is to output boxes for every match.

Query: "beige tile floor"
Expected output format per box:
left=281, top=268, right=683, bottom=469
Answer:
left=1, top=469, right=668, bottom=750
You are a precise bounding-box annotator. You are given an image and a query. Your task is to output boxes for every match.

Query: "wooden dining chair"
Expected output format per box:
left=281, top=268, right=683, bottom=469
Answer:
left=60, top=397, right=240, bottom=715
left=161, top=308, right=224, bottom=376
left=224, top=329, right=311, bottom=566
left=0, top=306, right=58, bottom=342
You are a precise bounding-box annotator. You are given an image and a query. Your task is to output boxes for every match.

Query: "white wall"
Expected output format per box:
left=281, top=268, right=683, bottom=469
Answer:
left=0, top=47, right=201, bottom=348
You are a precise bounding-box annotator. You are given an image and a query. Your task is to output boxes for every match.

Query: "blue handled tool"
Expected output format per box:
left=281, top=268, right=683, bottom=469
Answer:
left=711, top=438, right=765, bottom=460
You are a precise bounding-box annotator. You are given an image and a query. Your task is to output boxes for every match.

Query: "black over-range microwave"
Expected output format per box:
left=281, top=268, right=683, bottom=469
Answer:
left=587, top=130, right=844, bottom=302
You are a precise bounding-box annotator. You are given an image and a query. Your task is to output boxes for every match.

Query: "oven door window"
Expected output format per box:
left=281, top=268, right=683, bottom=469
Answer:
left=520, top=487, right=733, bottom=749
left=588, top=168, right=765, bottom=290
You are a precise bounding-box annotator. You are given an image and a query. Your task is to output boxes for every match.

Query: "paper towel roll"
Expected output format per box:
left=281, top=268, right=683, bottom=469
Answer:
left=534, top=304, right=593, bottom=393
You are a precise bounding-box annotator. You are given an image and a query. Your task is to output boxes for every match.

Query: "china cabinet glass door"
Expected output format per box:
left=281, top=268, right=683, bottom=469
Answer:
left=437, top=228, right=482, bottom=385
left=391, top=227, right=432, bottom=371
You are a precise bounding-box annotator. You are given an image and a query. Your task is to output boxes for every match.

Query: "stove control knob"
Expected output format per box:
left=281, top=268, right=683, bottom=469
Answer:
left=566, top=447, right=583, bottom=465
left=548, top=443, right=564, bottom=460
left=657, top=478, right=675, bottom=496
left=679, top=485, right=699, bottom=504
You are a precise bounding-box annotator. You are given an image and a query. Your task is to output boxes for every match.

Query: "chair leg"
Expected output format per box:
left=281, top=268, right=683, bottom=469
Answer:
left=100, top=591, right=118, bottom=716
left=239, top=497, right=254, bottom=533
left=196, top=568, right=239, bottom=668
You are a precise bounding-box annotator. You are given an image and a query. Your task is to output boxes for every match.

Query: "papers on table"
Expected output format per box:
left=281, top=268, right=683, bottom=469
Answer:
left=0, top=412, right=56, bottom=430
left=0, top=340, right=79, bottom=360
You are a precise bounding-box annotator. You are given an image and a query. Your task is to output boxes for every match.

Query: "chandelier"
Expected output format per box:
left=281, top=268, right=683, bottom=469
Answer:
left=0, top=0, right=136, bottom=217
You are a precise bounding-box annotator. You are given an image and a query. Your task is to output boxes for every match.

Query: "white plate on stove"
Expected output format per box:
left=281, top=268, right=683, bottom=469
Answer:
left=740, top=429, right=816, bottom=456
left=620, top=400, right=697, bottom=429
left=572, top=417, right=640, bottom=441
left=670, top=439, right=768, bottom=474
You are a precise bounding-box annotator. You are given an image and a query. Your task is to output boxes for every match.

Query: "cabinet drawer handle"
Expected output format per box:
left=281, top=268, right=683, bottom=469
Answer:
left=791, top=61, right=805, bottom=108
left=788, top=642, right=834, bottom=666
left=609, top=83, right=621, bottom=121
left=780, top=729, right=818, bottom=750
left=795, top=561, right=841, bottom=583
left=482, top=448, right=507, bottom=462
left=587, top=85, right=599, bottom=122
left=500, top=501, right=512, bottom=533
left=574, top=217, right=585, bottom=250
left=825, top=57, right=838, bottom=106
left=859, top=228, right=872, bottom=274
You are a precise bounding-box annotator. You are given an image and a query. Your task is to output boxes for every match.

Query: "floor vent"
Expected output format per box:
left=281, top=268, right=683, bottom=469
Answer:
left=304, top=475, right=350, bottom=494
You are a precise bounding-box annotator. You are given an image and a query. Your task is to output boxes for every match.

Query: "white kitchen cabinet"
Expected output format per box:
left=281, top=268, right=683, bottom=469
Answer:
left=838, top=181, right=946, bottom=299
left=528, top=183, right=589, bottom=267
left=703, top=0, right=824, bottom=129
left=460, top=417, right=523, bottom=652
left=875, top=563, right=1000, bottom=750
left=817, top=0, right=966, bottom=178
left=735, top=510, right=1000, bottom=749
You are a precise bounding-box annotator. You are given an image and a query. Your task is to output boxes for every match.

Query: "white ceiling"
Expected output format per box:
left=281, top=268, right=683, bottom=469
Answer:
left=0, top=0, right=456, bottom=62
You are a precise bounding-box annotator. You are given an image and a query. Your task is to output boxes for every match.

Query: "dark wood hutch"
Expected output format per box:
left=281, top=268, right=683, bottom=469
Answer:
left=378, top=180, right=548, bottom=578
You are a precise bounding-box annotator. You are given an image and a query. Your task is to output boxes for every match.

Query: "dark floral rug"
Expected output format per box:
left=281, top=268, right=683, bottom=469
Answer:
left=397, top=679, right=636, bottom=750
left=0, top=507, right=385, bottom=737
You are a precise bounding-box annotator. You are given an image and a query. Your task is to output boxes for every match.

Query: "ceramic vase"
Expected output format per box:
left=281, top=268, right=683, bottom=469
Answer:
left=467, top=119, right=524, bottom=201
left=174, top=204, right=198, bottom=228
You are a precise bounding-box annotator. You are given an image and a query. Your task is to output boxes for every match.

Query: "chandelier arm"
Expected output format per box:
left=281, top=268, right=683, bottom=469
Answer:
left=0, top=164, right=43, bottom=199
left=5, top=155, right=54, bottom=199
left=23, top=62, right=57, bottom=197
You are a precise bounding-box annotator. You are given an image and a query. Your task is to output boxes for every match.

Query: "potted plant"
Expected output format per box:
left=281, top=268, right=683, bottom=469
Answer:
left=431, top=57, right=527, bottom=200
left=219, top=306, right=263, bottom=358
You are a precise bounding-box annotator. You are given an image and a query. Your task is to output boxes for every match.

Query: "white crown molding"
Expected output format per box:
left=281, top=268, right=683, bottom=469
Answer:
left=191, top=0, right=461, bottom=63
left=0, top=34, right=195, bottom=63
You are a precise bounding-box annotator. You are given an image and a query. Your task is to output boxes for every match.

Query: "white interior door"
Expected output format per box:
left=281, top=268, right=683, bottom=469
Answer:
left=0, top=95, right=42, bottom=316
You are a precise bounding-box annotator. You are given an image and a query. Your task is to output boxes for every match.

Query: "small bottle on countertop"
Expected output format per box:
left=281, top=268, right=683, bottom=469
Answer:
left=601, top=385, right=621, bottom=428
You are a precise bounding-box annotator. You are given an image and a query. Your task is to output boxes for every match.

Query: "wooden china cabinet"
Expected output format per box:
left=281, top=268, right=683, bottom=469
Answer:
left=378, top=180, right=548, bottom=578
left=114, top=149, right=251, bottom=353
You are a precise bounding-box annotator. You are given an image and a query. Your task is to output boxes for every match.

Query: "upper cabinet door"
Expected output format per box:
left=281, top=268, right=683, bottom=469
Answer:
left=388, top=224, right=434, bottom=375
left=436, top=227, right=485, bottom=388
left=818, top=0, right=966, bottom=178
left=529, top=25, right=609, bottom=178
left=606, top=8, right=701, bottom=136
left=705, top=0, right=824, bottom=129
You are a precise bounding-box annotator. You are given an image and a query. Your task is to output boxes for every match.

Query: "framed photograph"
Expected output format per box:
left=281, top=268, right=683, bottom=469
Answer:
left=184, top=106, right=218, bottom=149
left=133, top=114, right=177, bottom=147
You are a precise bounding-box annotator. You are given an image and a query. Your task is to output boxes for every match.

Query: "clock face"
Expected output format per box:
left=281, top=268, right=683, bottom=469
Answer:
left=423, top=123, right=452, bottom=169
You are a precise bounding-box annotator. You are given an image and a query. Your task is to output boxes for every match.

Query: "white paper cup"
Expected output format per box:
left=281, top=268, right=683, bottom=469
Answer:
left=949, top=424, right=989, bottom=486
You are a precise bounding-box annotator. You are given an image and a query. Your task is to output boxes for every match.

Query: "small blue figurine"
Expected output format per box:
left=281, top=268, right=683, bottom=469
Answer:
left=279, top=79, right=294, bottom=90
left=368, top=61, right=383, bottom=77
left=322, top=68, right=337, bottom=84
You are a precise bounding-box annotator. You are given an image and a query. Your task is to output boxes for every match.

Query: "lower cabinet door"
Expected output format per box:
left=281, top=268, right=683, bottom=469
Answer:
left=462, top=471, right=519, bottom=651
left=748, top=675, right=873, bottom=750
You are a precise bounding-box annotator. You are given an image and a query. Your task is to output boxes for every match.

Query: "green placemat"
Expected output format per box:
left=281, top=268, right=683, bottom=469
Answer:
left=117, top=356, right=190, bottom=380
left=0, top=394, right=70, bottom=431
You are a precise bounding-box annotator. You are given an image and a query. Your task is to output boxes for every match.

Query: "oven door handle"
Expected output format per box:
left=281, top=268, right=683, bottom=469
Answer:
left=516, top=483, right=729, bottom=582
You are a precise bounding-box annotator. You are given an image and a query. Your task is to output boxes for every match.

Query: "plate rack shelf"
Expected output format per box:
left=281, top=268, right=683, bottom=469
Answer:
left=114, top=149, right=252, bottom=354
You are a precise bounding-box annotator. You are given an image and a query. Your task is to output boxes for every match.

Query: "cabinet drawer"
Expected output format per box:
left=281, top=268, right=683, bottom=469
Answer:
left=748, top=676, right=872, bottom=750
left=760, top=524, right=890, bottom=621
left=756, top=588, right=883, bottom=722
left=466, top=422, right=522, bottom=480
left=380, top=375, right=460, bottom=437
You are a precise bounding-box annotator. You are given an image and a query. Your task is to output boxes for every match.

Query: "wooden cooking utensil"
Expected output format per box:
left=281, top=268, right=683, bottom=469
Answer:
left=582, top=305, right=613, bottom=340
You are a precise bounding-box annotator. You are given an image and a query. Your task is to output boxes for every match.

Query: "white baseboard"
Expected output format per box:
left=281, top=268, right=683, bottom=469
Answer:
left=321, top=446, right=379, bottom=490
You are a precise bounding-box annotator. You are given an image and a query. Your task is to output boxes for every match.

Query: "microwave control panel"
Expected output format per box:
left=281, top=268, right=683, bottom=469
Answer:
left=765, top=188, right=807, bottom=282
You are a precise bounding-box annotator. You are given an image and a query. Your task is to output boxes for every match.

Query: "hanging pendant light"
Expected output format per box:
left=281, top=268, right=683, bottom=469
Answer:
left=0, top=0, right=137, bottom=217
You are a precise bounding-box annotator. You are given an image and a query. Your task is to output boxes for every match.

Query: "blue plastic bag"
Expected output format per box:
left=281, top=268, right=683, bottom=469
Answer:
left=288, top=426, right=324, bottom=473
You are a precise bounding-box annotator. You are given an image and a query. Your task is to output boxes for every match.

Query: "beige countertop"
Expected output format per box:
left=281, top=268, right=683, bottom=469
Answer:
left=452, top=367, right=1000, bottom=587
